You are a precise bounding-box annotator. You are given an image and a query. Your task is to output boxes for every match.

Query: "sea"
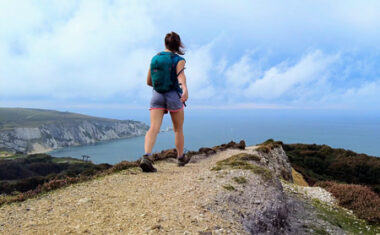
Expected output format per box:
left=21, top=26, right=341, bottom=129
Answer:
left=49, top=109, right=380, bottom=164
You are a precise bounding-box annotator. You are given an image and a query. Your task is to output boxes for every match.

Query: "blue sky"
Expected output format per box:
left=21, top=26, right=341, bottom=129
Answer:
left=1, top=0, right=380, bottom=118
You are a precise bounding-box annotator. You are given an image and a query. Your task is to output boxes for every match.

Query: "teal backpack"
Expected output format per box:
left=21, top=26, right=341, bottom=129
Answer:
left=150, top=52, right=178, bottom=93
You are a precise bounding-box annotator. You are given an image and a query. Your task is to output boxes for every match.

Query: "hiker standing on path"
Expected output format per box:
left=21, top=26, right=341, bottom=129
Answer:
left=139, top=32, right=189, bottom=172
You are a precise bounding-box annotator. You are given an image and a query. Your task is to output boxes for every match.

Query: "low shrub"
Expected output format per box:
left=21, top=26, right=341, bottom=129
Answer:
left=233, top=176, right=247, bottom=184
left=284, top=143, right=380, bottom=195
left=108, top=161, right=138, bottom=173
left=256, top=139, right=283, bottom=153
left=315, top=181, right=380, bottom=224
left=222, top=184, right=235, bottom=191
left=27, top=162, right=62, bottom=176
left=212, top=153, right=273, bottom=182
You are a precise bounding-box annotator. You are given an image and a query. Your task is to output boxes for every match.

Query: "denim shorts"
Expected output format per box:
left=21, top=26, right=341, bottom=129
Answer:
left=150, top=89, right=184, bottom=113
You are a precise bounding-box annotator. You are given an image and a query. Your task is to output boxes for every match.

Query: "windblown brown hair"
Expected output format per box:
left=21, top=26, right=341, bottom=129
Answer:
left=165, top=32, right=185, bottom=55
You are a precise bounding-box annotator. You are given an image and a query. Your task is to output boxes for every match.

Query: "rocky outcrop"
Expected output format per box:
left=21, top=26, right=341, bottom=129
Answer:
left=212, top=166, right=291, bottom=234
left=206, top=145, right=293, bottom=234
left=0, top=119, right=149, bottom=154
left=208, top=146, right=351, bottom=234
left=255, top=145, right=293, bottom=182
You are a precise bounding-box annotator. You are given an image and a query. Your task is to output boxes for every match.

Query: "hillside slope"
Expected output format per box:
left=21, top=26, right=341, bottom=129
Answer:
left=0, top=108, right=149, bottom=154
left=1, top=145, right=374, bottom=234
left=283, top=143, right=380, bottom=195
left=0, top=108, right=112, bottom=129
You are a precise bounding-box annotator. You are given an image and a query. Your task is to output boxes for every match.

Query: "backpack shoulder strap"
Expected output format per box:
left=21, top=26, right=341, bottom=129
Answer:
left=169, top=53, right=175, bottom=68
left=177, top=67, right=185, bottom=76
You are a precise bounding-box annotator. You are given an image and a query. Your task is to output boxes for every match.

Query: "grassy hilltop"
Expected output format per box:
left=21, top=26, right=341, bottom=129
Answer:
left=0, top=107, right=149, bottom=154
left=0, top=108, right=115, bottom=130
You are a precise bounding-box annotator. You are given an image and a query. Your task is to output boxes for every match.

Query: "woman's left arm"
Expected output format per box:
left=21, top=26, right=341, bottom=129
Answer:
left=177, top=60, right=188, bottom=102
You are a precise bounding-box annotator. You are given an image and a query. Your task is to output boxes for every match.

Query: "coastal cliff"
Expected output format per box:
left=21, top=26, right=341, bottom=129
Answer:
left=0, top=108, right=149, bottom=154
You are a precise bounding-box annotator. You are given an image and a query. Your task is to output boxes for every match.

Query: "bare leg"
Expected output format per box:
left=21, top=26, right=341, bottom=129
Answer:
left=144, top=109, right=165, bottom=154
left=170, top=110, right=184, bottom=157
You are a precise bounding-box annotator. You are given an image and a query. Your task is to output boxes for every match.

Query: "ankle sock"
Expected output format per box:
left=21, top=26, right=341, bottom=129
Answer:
left=144, top=153, right=152, bottom=156
left=178, top=154, right=185, bottom=159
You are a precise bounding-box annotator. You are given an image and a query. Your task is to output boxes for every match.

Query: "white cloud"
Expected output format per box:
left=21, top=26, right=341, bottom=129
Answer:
left=0, top=0, right=156, bottom=101
left=185, top=43, right=216, bottom=100
left=225, top=54, right=254, bottom=89
left=332, top=1, right=380, bottom=31
left=1, top=0, right=380, bottom=111
left=243, top=50, right=339, bottom=99
left=215, top=57, right=227, bottom=74
left=319, top=80, right=380, bottom=108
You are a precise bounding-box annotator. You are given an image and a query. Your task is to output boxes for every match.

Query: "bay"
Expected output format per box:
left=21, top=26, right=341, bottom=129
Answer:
left=49, top=110, right=380, bottom=164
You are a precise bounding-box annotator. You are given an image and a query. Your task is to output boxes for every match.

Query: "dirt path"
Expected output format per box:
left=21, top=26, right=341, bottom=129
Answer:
left=0, top=149, right=248, bottom=235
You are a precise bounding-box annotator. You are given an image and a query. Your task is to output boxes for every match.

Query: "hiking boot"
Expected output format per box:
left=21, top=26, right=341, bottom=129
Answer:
left=139, top=155, right=157, bottom=172
left=177, top=154, right=190, bottom=167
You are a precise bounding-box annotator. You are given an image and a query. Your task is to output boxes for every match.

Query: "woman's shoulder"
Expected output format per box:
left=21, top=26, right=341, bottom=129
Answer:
left=151, top=51, right=185, bottom=62
left=174, top=53, right=185, bottom=62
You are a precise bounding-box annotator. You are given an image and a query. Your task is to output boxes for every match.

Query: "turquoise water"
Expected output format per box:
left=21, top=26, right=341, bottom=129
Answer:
left=49, top=111, right=380, bottom=164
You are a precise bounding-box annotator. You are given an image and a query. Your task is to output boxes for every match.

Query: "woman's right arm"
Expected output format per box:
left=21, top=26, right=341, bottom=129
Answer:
left=147, top=68, right=152, bottom=86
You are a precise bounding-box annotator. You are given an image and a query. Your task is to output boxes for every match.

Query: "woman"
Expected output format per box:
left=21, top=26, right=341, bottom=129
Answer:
left=139, top=32, right=189, bottom=172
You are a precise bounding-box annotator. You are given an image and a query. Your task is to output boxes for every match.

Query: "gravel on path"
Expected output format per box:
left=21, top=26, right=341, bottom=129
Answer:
left=0, top=149, right=247, bottom=235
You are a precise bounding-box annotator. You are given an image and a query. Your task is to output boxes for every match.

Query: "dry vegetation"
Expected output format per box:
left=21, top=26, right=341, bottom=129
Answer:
left=283, top=142, right=380, bottom=225
left=291, top=168, right=309, bottom=187
left=211, top=153, right=273, bottom=182
left=283, top=143, right=380, bottom=195
left=256, top=139, right=284, bottom=153
left=315, top=181, right=380, bottom=224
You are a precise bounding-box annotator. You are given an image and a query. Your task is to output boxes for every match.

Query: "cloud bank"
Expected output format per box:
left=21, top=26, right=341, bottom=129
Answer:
left=1, top=0, right=380, bottom=111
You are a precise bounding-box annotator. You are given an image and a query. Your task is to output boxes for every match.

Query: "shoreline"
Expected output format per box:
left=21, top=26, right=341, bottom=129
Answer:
left=6, top=127, right=174, bottom=156
left=45, top=128, right=173, bottom=156
left=39, top=134, right=148, bottom=155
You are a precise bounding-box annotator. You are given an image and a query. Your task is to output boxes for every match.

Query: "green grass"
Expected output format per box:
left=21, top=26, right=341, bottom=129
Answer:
left=311, top=227, right=329, bottom=235
left=0, top=154, right=86, bottom=162
left=1, top=153, right=88, bottom=164
left=211, top=153, right=261, bottom=169
left=0, top=153, right=30, bottom=160
left=311, top=198, right=380, bottom=234
left=0, top=151, right=14, bottom=158
left=110, top=161, right=138, bottom=173
left=0, top=107, right=118, bottom=129
left=211, top=153, right=273, bottom=182
left=222, top=184, right=236, bottom=191
left=256, top=139, right=283, bottom=153
left=301, top=224, right=329, bottom=235
left=51, top=157, right=87, bottom=164
left=233, top=176, right=247, bottom=184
